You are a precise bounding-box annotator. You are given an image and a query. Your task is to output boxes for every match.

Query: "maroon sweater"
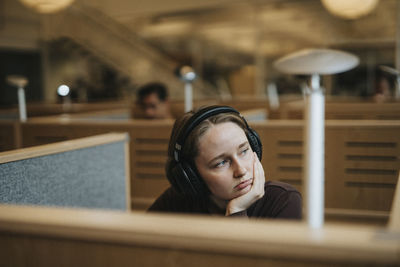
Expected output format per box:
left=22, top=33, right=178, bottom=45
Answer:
left=148, top=181, right=302, bottom=219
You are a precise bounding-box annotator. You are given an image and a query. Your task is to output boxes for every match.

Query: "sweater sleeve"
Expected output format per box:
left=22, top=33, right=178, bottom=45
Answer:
left=147, top=187, right=207, bottom=214
left=265, top=181, right=302, bottom=219
left=228, top=210, right=248, bottom=217
left=273, top=189, right=302, bottom=219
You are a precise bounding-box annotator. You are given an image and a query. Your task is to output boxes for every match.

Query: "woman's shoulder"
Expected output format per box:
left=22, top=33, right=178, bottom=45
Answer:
left=265, top=180, right=300, bottom=193
left=147, top=186, right=208, bottom=213
left=147, top=186, right=185, bottom=211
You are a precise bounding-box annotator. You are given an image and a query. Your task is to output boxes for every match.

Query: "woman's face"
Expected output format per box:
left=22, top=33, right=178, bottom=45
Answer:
left=194, top=122, right=255, bottom=202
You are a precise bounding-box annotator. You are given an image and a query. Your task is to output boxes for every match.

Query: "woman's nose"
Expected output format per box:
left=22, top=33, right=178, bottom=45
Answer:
left=233, top=159, right=247, bottom=178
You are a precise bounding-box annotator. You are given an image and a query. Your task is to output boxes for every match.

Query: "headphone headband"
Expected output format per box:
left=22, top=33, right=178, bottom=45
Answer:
left=174, top=105, right=245, bottom=162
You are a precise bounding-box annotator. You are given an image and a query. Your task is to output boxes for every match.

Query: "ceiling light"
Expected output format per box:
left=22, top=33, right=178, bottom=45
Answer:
left=321, top=0, right=379, bottom=19
left=19, top=0, right=75, bottom=14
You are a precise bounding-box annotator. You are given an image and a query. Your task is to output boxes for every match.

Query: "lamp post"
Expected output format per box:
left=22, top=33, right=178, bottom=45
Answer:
left=274, top=49, right=359, bottom=228
left=304, top=73, right=325, bottom=228
left=7, top=75, right=28, bottom=122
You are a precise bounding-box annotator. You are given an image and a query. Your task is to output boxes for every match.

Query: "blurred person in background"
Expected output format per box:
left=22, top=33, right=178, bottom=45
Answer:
left=135, top=82, right=172, bottom=119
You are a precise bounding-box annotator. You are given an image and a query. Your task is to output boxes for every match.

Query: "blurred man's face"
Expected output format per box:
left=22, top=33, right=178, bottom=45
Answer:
left=140, top=93, right=168, bottom=119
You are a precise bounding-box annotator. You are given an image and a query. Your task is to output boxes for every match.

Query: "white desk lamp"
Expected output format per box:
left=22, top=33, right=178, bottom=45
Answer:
left=57, top=84, right=72, bottom=111
left=7, top=75, right=28, bottom=122
left=177, top=66, right=196, bottom=112
left=274, top=49, right=359, bottom=228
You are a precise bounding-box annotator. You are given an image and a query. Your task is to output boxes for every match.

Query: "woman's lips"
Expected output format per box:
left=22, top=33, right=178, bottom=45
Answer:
left=235, top=178, right=253, bottom=190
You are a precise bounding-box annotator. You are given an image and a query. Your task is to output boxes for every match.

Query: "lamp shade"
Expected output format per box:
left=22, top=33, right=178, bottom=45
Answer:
left=7, top=75, right=28, bottom=88
left=176, top=65, right=196, bottom=82
left=19, top=0, right=75, bottom=13
left=273, top=48, right=359, bottom=75
left=321, top=0, right=379, bottom=19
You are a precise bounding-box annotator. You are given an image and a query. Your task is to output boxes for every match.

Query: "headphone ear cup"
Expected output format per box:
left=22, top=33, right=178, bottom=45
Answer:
left=167, top=159, right=207, bottom=196
left=180, top=162, right=208, bottom=196
left=167, top=161, right=194, bottom=195
left=247, top=128, right=262, bottom=160
left=166, top=158, right=182, bottom=193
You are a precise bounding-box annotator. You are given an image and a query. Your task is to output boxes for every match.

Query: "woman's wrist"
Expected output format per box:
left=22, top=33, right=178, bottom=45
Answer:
left=225, top=204, right=245, bottom=216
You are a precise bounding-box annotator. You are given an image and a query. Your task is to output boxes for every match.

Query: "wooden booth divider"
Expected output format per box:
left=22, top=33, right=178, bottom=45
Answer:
left=252, top=120, right=400, bottom=224
left=12, top=116, right=400, bottom=224
left=0, top=120, right=21, bottom=152
left=270, top=101, right=400, bottom=120
left=19, top=117, right=172, bottom=210
left=0, top=100, right=131, bottom=120
left=221, top=99, right=400, bottom=120
left=0, top=133, right=130, bottom=211
left=0, top=204, right=399, bottom=267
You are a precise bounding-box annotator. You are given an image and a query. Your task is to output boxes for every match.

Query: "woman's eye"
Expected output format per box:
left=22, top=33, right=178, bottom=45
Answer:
left=240, top=147, right=250, bottom=155
left=215, top=160, right=228, bottom=168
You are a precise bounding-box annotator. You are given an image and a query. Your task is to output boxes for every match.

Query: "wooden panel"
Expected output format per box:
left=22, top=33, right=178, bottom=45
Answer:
left=253, top=123, right=304, bottom=193
left=129, top=122, right=171, bottom=204
left=0, top=205, right=398, bottom=267
left=135, top=167, right=165, bottom=176
left=0, top=121, right=19, bottom=152
left=344, top=175, right=398, bottom=185
left=325, top=125, right=400, bottom=211
left=255, top=120, right=400, bottom=212
left=21, top=124, right=77, bottom=147
left=220, top=98, right=270, bottom=113
left=325, top=103, right=400, bottom=120
left=274, top=158, right=303, bottom=167
left=136, top=155, right=166, bottom=163
left=388, top=174, right=400, bottom=230
left=134, top=143, right=168, bottom=151
left=344, top=160, right=399, bottom=170
left=267, top=101, right=400, bottom=120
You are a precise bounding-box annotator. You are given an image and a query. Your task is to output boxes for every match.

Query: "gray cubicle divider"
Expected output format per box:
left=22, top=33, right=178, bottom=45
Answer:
left=0, top=133, right=130, bottom=211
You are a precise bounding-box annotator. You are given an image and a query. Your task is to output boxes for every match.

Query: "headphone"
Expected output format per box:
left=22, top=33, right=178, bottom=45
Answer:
left=166, top=105, right=262, bottom=197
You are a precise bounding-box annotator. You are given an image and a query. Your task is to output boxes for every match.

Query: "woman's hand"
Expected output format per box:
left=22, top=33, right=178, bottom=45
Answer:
left=225, top=152, right=265, bottom=216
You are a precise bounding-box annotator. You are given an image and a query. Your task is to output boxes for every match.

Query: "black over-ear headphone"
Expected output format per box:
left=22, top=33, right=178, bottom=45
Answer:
left=167, top=105, right=262, bottom=197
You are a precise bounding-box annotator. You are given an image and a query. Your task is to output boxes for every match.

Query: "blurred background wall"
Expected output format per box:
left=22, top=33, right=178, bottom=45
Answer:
left=0, top=0, right=398, bottom=106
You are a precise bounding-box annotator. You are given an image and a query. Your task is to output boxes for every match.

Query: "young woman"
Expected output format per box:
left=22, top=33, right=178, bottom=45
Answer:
left=148, top=105, right=302, bottom=219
